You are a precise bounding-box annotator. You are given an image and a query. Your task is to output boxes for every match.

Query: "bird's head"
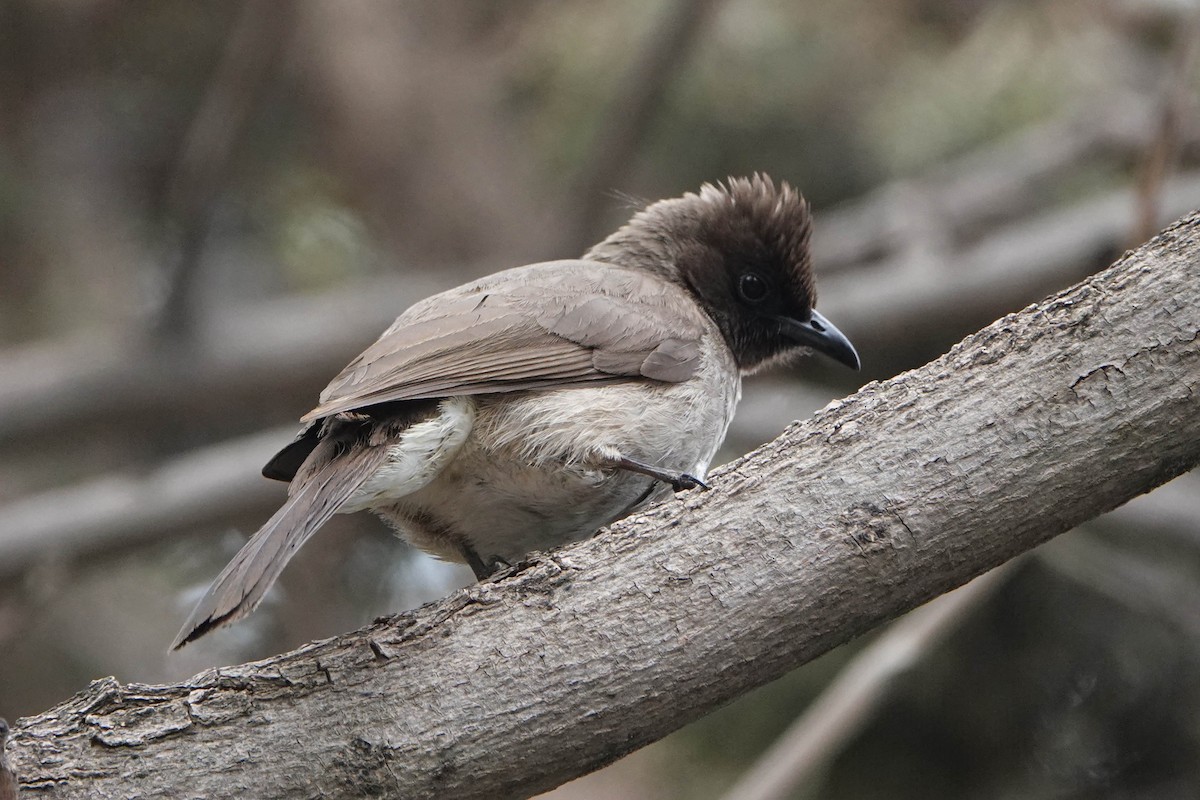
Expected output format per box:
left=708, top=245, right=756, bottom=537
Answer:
left=587, top=174, right=859, bottom=373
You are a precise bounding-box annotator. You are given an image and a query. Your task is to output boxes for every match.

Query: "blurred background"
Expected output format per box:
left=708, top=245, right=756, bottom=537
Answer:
left=1, top=0, right=1199, bottom=797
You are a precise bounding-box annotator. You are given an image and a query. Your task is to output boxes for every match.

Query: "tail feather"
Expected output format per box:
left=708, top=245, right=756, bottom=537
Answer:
left=171, top=445, right=388, bottom=650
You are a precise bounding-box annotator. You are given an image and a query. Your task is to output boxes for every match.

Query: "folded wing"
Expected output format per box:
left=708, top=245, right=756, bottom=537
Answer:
left=302, top=260, right=706, bottom=421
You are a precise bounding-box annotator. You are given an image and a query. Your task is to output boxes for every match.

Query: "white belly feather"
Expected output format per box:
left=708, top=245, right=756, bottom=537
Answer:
left=339, top=397, right=476, bottom=513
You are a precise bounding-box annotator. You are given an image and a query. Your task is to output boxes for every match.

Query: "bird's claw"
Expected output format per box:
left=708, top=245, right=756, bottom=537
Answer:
left=671, top=473, right=709, bottom=492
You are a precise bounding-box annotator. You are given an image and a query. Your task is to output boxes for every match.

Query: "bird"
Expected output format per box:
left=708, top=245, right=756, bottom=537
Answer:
left=172, top=174, right=859, bottom=649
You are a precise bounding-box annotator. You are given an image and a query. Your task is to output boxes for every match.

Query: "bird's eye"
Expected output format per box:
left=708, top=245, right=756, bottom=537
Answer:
left=738, top=273, right=769, bottom=304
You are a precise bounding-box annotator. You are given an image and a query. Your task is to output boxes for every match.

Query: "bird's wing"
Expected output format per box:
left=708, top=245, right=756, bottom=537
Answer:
left=301, top=260, right=708, bottom=422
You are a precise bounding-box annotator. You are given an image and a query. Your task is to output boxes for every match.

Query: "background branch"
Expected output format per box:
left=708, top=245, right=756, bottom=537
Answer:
left=720, top=562, right=1022, bottom=800
left=1131, top=9, right=1200, bottom=246
left=566, top=0, right=725, bottom=248
left=156, top=0, right=296, bottom=339
left=6, top=171, right=1197, bottom=454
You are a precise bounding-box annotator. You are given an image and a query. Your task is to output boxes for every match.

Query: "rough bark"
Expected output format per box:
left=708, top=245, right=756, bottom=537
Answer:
left=8, top=212, right=1200, bottom=799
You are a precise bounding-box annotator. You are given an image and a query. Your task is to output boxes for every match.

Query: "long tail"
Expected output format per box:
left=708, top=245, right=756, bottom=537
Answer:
left=171, top=443, right=388, bottom=650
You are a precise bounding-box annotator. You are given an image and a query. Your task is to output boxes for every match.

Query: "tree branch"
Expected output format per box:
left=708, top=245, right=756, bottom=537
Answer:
left=0, top=427, right=290, bottom=576
left=0, top=273, right=442, bottom=445
left=8, top=212, right=1200, bottom=799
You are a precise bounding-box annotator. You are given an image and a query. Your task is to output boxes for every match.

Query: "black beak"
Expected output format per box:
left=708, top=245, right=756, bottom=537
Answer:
left=776, top=309, right=860, bottom=370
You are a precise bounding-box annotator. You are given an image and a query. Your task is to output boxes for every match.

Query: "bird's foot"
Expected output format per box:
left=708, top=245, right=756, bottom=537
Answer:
left=604, top=454, right=710, bottom=493
left=670, top=473, right=709, bottom=492
left=463, top=545, right=512, bottom=581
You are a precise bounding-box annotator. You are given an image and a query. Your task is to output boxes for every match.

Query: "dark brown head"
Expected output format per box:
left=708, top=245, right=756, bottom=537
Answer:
left=586, top=174, right=859, bottom=373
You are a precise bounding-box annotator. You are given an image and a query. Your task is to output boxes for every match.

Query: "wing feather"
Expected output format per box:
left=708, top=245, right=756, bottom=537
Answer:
left=302, top=260, right=708, bottom=422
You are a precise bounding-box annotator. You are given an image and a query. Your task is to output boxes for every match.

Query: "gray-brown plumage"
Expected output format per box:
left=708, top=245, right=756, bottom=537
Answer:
left=172, top=175, right=859, bottom=649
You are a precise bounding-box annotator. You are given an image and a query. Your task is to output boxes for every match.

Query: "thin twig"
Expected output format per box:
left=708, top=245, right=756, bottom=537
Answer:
left=719, top=562, right=1022, bottom=800
left=1131, top=9, right=1200, bottom=246
left=157, top=0, right=296, bottom=339
left=567, top=0, right=725, bottom=249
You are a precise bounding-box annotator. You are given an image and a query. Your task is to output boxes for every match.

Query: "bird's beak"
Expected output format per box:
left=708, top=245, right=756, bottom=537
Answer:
left=776, top=309, right=860, bottom=370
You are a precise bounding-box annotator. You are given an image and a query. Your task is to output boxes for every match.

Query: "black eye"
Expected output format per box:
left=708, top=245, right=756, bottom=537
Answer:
left=738, top=273, right=769, bottom=304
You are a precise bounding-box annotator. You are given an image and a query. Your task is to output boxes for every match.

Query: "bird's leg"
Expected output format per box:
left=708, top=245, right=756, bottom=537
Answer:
left=461, top=543, right=510, bottom=581
left=604, top=455, right=709, bottom=493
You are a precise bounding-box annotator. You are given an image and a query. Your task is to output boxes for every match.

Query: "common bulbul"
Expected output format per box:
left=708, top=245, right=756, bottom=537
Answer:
left=172, top=175, right=859, bottom=649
